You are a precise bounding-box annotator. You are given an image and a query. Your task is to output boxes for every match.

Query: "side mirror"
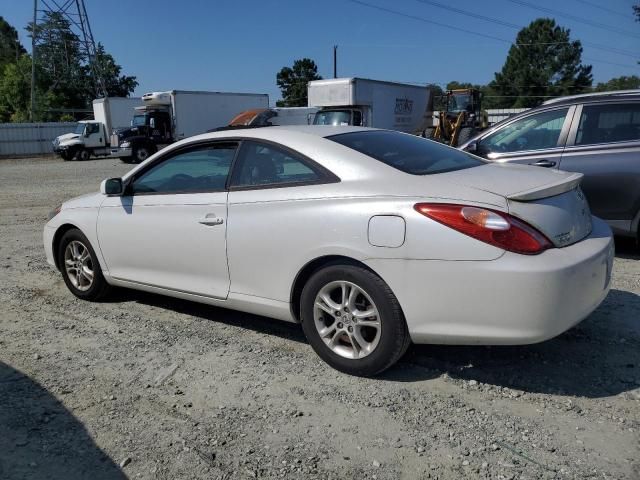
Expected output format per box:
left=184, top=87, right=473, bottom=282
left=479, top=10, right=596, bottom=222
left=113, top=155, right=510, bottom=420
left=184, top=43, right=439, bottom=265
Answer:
left=100, top=177, right=124, bottom=196
left=83, top=127, right=90, bottom=138
left=464, top=142, right=477, bottom=153
left=150, top=118, right=155, bottom=128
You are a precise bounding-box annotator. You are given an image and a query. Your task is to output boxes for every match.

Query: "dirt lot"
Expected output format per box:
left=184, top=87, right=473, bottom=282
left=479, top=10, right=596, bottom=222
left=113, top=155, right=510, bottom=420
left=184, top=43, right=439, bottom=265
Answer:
left=0, top=156, right=638, bottom=480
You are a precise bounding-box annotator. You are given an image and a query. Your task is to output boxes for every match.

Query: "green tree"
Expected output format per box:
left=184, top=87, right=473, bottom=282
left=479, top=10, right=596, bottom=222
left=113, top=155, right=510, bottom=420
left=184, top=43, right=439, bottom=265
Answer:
left=0, top=16, right=26, bottom=73
left=276, top=58, right=322, bottom=107
left=488, top=18, right=592, bottom=108
left=92, top=43, right=138, bottom=98
left=594, top=75, right=640, bottom=92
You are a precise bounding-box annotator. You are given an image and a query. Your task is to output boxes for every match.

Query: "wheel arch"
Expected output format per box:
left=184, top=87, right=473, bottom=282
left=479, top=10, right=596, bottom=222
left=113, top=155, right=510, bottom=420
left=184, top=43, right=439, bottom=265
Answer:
left=289, top=255, right=386, bottom=322
left=51, top=223, right=82, bottom=270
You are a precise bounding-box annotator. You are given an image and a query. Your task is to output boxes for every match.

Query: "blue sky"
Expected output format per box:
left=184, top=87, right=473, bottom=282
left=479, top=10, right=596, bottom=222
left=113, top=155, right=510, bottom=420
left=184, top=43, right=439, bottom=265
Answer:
left=1, top=0, right=638, bottom=104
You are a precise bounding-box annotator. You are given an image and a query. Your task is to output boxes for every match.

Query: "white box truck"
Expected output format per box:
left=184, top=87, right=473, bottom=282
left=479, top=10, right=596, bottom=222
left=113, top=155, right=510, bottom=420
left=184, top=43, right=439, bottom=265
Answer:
left=115, top=90, right=269, bottom=163
left=308, top=78, right=432, bottom=134
left=52, top=97, right=141, bottom=161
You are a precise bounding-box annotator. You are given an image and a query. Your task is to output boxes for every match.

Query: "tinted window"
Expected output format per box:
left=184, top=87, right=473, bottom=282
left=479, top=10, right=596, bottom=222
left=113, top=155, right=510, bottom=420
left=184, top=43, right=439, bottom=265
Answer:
left=131, top=143, right=236, bottom=194
left=328, top=130, right=484, bottom=175
left=480, top=108, right=569, bottom=153
left=575, top=103, right=640, bottom=145
left=230, top=141, right=321, bottom=188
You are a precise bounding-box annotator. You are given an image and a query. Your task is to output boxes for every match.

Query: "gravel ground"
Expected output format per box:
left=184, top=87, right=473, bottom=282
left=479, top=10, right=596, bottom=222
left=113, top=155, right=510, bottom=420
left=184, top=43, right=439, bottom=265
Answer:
left=0, top=156, right=639, bottom=480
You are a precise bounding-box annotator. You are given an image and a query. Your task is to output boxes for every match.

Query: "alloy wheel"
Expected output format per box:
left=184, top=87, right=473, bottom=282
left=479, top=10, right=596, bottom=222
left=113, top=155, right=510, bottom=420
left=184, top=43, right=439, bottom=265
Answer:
left=64, top=240, right=94, bottom=291
left=313, top=280, right=381, bottom=359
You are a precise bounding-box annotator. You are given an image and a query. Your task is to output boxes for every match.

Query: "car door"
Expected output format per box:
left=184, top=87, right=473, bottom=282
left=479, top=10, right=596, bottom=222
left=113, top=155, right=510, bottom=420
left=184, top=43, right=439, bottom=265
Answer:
left=473, top=106, right=575, bottom=168
left=226, top=139, right=339, bottom=302
left=97, top=141, right=237, bottom=298
left=559, top=101, right=640, bottom=230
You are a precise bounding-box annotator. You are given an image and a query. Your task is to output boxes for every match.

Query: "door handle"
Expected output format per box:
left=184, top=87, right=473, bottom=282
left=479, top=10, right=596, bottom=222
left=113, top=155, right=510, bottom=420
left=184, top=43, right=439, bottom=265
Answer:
left=530, top=159, right=556, bottom=168
left=198, top=215, right=224, bottom=226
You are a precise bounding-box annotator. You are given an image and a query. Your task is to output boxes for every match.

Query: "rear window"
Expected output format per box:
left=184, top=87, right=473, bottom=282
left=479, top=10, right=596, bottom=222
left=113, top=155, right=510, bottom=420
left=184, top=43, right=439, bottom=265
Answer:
left=328, top=130, right=484, bottom=175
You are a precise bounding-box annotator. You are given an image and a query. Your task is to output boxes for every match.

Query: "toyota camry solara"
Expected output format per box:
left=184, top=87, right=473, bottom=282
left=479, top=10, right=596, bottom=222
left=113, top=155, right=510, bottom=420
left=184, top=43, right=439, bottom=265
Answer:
left=44, top=126, right=614, bottom=376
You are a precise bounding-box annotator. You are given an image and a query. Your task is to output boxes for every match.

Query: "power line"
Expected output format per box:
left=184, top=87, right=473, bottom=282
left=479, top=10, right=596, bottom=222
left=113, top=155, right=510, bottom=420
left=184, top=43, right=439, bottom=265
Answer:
left=507, top=0, right=640, bottom=40
left=572, top=0, right=631, bottom=19
left=347, top=0, right=639, bottom=70
left=413, top=0, right=639, bottom=58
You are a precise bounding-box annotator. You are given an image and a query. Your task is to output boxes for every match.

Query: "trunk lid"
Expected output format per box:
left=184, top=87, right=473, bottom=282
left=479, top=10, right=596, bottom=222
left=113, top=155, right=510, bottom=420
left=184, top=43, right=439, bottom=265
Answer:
left=442, top=163, right=592, bottom=247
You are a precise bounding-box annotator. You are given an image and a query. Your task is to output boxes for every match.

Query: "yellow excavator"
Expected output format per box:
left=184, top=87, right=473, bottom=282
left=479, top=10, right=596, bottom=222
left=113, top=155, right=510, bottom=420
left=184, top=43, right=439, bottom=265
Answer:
left=424, top=88, right=488, bottom=147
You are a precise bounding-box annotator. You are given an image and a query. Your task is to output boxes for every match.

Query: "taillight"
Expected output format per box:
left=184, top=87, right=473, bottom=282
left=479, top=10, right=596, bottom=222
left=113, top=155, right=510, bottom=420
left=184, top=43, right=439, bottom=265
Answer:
left=414, top=203, right=552, bottom=255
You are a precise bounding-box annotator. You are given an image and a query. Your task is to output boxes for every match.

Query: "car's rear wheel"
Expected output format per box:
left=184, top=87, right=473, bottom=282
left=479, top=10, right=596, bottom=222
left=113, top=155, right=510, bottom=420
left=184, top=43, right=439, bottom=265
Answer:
left=57, top=229, right=111, bottom=301
left=300, top=264, right=410, bottom=376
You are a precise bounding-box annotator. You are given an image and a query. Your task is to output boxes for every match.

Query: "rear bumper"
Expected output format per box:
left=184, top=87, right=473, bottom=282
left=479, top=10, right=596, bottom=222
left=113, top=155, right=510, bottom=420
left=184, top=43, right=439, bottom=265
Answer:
left=365, top=216, right=614, bottom=345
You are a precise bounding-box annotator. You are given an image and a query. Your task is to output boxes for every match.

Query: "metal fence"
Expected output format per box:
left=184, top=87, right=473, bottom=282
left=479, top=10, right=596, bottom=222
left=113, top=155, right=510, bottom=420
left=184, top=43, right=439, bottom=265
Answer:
left=0, top=122, right=78, bottom=157
left=486, top=108, right=529, bottom=125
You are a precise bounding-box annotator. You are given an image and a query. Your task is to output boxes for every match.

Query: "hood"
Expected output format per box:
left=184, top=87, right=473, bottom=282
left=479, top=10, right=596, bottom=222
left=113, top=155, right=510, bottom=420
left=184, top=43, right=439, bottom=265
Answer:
left=62, top=192, right=103, bottom=210
left=56, top=133, right=80, bottom=144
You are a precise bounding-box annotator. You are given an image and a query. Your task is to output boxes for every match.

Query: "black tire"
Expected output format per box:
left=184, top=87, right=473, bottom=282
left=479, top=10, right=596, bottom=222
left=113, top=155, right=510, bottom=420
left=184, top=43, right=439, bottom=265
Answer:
left=132, top=145, right=152, bottom=163
left=120, top=156, right=134, bottom=164
left=60, top=151, right=71, bottom=161
left=57, top=228, right=112, bottom=301
left=74, top=148, right=90, bottom=161
left=423, top=127, right=436, bottom=139
left=456, top=127, right=476, bottom=147
left=300, top=264, right=410, bottom=376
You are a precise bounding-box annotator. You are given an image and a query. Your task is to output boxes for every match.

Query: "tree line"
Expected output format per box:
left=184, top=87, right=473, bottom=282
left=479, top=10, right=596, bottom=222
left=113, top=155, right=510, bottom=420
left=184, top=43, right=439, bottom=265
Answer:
left=276, top=18, right=640, bottom=108
left=0, top=13, right=137, bottom=122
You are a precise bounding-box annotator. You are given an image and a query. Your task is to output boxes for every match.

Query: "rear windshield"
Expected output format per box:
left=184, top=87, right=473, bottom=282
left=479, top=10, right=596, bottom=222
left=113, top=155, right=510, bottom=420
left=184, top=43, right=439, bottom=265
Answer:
left=328, top=130, right=485, bottom=175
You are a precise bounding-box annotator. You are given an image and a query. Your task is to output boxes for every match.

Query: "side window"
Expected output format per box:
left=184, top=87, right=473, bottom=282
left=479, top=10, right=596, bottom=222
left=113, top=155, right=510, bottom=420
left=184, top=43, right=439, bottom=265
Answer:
left=87, top=123, right=100, bottom=135
left=480, top=108, right=569, bottom=153
left=230, top=141, right=322, bottom=188
left=353, top=110, right=363, bottom=127
left=131, top=143, right=237, bottom=194
left=575, top=103, right=640, bottom=146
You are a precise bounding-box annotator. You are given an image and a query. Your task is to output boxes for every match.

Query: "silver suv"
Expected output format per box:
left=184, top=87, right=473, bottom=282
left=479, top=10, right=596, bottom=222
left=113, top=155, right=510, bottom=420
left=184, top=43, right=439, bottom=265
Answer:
left=460, top=90, right=640, bottom=238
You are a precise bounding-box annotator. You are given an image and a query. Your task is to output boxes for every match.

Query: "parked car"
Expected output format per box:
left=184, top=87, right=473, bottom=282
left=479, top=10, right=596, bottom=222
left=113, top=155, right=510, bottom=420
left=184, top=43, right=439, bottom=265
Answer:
left=459, top=90, right=640, bottom=239
left=44, top=126, right=613, bottom=376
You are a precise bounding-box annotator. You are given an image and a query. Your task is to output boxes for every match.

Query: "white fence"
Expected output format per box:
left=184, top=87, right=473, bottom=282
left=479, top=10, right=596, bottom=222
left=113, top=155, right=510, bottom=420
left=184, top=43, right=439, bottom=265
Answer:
left=486, top=108, right=529, bottom=125
left=0, top=122, right=78, bottom=157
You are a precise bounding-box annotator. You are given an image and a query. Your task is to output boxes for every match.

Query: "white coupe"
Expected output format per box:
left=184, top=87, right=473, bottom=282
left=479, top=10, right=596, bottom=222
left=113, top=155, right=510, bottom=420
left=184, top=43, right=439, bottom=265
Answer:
left=44, top=126, right=614, bottom=376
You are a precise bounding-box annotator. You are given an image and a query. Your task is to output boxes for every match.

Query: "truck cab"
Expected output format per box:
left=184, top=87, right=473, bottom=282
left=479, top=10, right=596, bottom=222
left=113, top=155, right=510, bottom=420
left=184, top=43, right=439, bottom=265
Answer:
left=53, top=120, right=107, bottom=161
left=312, top=108, right=366, bottom=127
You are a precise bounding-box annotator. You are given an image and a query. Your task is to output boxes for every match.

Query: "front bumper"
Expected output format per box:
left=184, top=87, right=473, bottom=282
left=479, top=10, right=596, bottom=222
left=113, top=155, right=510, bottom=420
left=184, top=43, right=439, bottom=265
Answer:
left=43, top=224, right=56, bottom=268
left=365, top=216, right=614, bottom=345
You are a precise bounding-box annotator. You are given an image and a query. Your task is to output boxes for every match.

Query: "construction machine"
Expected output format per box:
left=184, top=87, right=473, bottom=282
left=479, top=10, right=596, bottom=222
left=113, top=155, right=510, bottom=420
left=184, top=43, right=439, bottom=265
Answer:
left=424, top=88, right=488, bottom=147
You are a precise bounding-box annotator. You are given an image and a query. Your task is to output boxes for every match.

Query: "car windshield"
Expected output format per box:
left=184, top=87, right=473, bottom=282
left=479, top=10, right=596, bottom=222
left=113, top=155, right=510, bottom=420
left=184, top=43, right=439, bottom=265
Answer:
left=74, top=124, right=86, bottom=135
left=131, top=114, right=147, bottom=127
left=314, top=110, right=351, bottom=126
left=328, top=130, right=485, bottom=175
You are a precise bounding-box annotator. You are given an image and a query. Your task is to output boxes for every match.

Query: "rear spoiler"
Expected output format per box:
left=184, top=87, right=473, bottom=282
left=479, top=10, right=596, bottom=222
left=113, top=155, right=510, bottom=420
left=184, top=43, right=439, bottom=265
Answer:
left=507, top=172, right=583, bottom=201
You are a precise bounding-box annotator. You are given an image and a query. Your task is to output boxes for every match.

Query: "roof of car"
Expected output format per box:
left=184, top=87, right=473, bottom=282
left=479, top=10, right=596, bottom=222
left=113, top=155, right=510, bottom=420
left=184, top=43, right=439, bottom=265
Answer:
left=203, top=124, right=373, bottom=139
left=542, top=89, right=640, bottom=106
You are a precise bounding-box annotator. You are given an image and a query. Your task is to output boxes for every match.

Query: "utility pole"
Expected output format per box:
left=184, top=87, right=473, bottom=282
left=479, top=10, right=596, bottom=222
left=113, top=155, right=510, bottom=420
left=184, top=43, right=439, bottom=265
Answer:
left=333, top=45, right=338, bottom=78
left=30, top=0, right=107, bottom=121
left=30, top=0, right=37, bottom=121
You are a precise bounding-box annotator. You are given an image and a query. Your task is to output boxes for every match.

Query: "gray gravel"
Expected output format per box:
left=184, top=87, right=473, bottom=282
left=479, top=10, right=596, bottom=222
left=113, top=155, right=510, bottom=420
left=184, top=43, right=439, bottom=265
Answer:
left=0, top=156, right=639, bottom=479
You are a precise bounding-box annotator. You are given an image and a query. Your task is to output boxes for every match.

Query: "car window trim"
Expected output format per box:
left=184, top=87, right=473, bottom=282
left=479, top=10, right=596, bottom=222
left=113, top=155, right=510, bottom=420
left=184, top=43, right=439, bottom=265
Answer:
left=125, top=140, right=240, bottom=197
left=477, top=105, right=574, bottom=154
left=226, top=138, right=341, bottom=192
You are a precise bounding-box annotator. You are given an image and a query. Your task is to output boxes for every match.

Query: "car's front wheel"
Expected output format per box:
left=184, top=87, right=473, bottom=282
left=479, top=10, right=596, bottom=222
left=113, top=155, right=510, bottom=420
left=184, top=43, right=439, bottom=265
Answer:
left=57, top=229, right=111, bottom=301
left=300, top=264, right=410, bottom=376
